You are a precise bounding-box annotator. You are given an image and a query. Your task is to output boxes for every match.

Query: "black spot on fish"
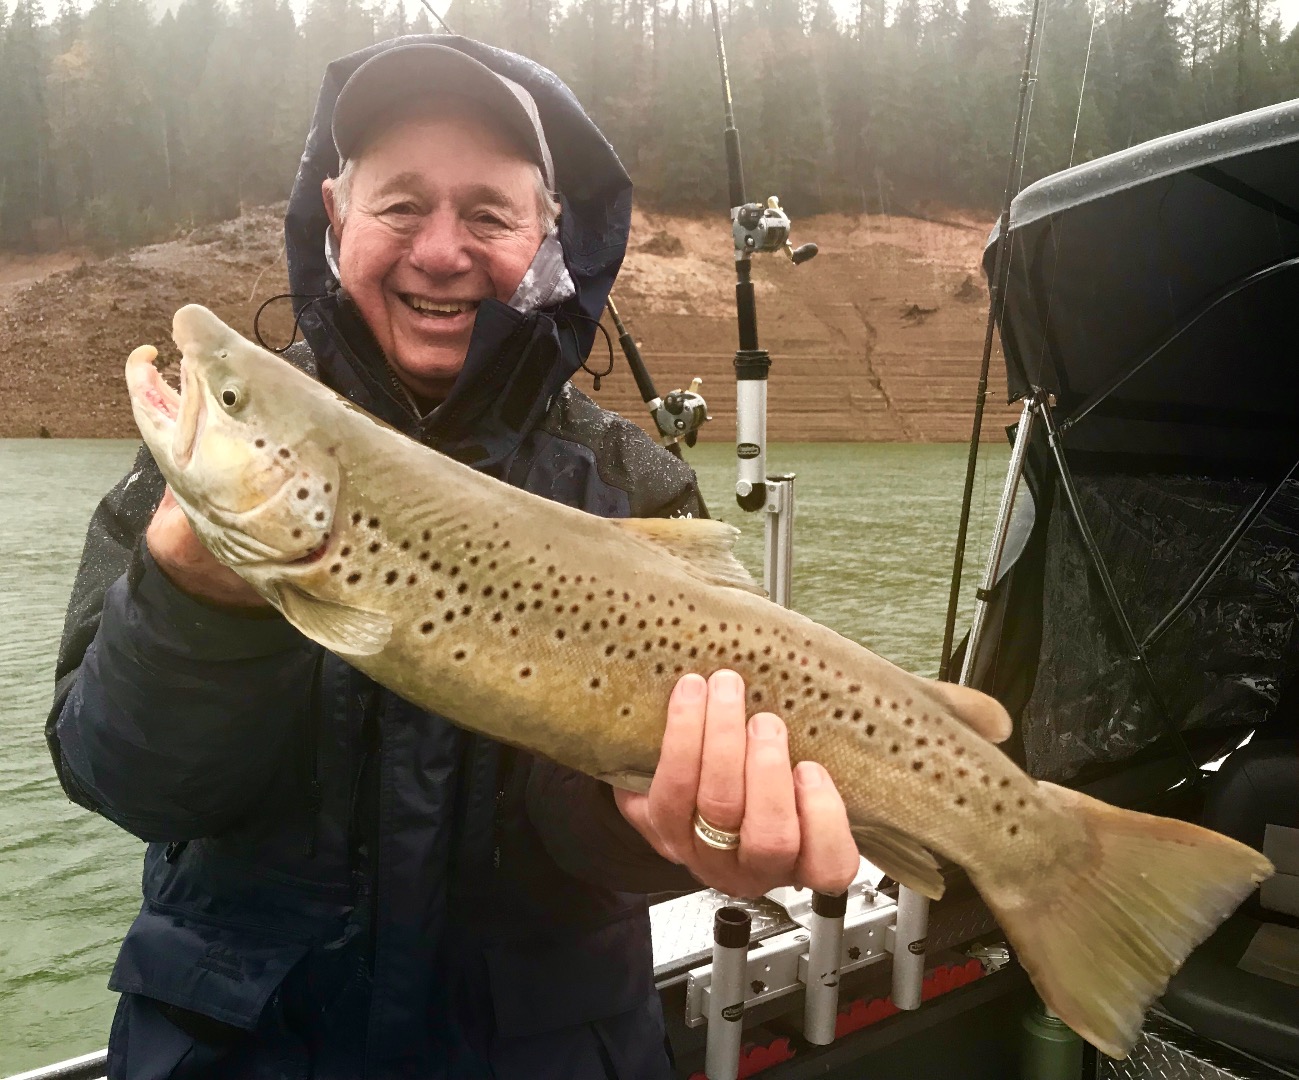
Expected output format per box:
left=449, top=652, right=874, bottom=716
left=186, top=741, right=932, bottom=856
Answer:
left=555, top=629, right=565, bottom=641
left=520, top=667, right=532, bottom=679
left=329, top=563, right=341, bottom=574
left=890, top=743, right=900, bottom=754
left=444, top=611, right=455, bottom=622
left=590, top=677, right=601, bottom=689
left=457, top=583, right=468, bottom=595
left=619, top=706, right=631, bottom=718
left=435, top=589, right=446, bottom=601
left=783, top=699, right=795, bottom=711
left=324, top=483, right=332, bottom=493
left=453, top=649, right=467, bottom=661
left=292, top=528, right=302, bottom=539
left=912, top=761, right=924, bottom=771
left=482, top=586, right=494, bottom=597
left=449, top=566, right=459, bottom=577
left=367, top=517, right=379, bottom=529
left=956, top=796, right=967, bottom=806
left=422, top=530, right=431, bottom=542
left=492, top=612, right=503, bottom=623
left=421, top=621, right=433, bottom=633
left=341, top=546, right=352, bottom=557
left=278, top=448, right=291, bottom=459
left=368, top=542, right=380, bottom=553
left=1009, top=824, right=1019, bottom=836
left=385, top=571, right=397, bottom=585
left=808, top=726, right=818, bottom=737
left=255, top=439, right=265, bottom=448
left=346, top=572, right=361, bottom=584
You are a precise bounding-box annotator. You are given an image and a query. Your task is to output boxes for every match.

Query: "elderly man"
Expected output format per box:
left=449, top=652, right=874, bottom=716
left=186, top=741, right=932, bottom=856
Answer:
left=49, top=37, right=857, bottom=1079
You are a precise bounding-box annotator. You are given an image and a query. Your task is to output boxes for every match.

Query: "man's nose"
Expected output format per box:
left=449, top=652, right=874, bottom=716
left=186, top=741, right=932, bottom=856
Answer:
left=407, top=210, right=474, bottom=277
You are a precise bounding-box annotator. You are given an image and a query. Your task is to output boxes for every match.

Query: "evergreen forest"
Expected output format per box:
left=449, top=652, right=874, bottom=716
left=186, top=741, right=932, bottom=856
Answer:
left=0, top=0, right=1296, bottom=252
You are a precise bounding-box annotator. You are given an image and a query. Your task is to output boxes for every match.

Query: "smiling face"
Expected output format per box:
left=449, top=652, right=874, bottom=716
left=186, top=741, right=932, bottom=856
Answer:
left=322, top=103, right=548, bottom=401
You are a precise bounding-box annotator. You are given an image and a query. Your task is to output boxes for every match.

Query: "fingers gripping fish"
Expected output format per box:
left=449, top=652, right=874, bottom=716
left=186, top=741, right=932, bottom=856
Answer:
left=126, top=304, right=1272, bottom=1060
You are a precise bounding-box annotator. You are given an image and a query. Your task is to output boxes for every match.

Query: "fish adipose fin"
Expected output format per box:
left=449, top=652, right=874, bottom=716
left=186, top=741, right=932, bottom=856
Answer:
left=276, top=585, right=393, bottom=657
left=931, top=680, right=1014, bottom=743
left=980, top=782, right=1273, bottom=1059
left=850, top=823, right=945, bottom=900
left=611, top=518, right=764, bottom=595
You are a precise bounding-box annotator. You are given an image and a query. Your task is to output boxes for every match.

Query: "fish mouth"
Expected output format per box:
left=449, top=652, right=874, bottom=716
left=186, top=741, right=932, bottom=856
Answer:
left=125, top=344, right=205, bottom=470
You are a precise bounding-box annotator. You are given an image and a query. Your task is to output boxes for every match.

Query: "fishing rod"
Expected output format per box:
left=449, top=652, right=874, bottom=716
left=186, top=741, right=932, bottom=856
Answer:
left=936, top=0, right=1047, bottom=684
left=708, top=0, right=819, bottom=519
left=415, top=0, right=454, bottom=33
left=604, top=297, right=711, bottom=461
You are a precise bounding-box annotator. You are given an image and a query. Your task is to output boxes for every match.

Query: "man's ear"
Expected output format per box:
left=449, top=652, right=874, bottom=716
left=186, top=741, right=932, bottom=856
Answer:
left=322, top=177, right=341, bottom=234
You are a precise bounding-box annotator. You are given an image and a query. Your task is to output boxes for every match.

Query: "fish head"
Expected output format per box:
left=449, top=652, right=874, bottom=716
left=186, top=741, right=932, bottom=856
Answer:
left=126, top=304, right=341, bottom=581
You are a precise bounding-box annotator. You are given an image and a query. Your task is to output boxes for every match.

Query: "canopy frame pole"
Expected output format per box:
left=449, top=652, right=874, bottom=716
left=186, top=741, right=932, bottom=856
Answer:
left=1058, top=255, right=1299, bottom=436
left=1142, top=454, right=1299, bottom=651
left=958, top=395, right=1040, bottom=688
left=1037, top=397, right=1201, bottom=782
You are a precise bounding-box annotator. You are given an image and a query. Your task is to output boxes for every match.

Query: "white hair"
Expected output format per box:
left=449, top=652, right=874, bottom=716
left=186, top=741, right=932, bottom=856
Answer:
left=331, top=154, right=560, bottom=236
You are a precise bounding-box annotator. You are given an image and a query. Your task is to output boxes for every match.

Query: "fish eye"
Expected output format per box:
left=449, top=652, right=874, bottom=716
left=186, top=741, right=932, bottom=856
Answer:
left=220, top=385, right=241, bottom=409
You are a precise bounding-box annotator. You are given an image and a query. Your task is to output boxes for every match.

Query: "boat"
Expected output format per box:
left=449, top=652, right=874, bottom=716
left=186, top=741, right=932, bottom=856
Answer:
left=10, top=98, right=1299, bottom=1080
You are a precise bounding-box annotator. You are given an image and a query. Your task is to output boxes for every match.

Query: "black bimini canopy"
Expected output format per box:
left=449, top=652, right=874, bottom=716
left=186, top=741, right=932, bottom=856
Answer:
left=987, top=99, right=1299, bottom=470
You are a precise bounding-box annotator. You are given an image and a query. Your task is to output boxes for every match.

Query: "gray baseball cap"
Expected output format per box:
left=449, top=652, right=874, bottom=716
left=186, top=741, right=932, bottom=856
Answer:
left=331, top=44, right=555, bottom=188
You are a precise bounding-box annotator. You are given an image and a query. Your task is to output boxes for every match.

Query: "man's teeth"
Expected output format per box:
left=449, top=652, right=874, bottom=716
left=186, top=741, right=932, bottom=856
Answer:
left=407, top=297, right=473, bottom=314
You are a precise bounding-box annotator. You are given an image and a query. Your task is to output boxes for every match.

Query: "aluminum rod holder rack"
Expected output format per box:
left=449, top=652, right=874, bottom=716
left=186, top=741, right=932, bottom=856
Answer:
left=802, top=889, right=849, bottom=1043
left=705, top=907, right=752, bottom=1080
left=686, top=887, right=897, bottom=1028
left=889, top=883, right=930, bottom=1009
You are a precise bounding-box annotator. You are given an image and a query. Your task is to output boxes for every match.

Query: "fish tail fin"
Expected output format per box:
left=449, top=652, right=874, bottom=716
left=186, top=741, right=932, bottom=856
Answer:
left=978, top=781, right=1272, bottom=1059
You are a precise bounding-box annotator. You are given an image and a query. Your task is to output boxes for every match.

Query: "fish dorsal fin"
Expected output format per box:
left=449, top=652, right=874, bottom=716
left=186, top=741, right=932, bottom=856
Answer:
left=610, top=517, right=764, bottom=595
left=850, top=823, right=945, bottom=900
left=276, top=585, right=393, bottom=657
left=930, top=681, right=1013, bottom=744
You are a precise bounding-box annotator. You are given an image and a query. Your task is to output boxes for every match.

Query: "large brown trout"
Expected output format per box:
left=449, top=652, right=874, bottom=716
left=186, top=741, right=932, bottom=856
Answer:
left=126, top=304, right=1271, bottom=1059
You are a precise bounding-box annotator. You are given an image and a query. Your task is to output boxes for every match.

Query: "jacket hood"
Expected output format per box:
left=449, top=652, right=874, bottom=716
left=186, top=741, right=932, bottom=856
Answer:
left=284, top=36, right=632, bottom=464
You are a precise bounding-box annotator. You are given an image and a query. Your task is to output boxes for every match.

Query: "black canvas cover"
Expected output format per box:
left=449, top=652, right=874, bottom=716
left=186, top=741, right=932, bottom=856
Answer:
left=987, top=98, right=1299, bottom=470
left=975, top=101, right=1299, bottom=781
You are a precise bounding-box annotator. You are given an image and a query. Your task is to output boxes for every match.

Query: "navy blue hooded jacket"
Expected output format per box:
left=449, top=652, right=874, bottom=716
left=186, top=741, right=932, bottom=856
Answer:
left=48, top=37, right=702, bottom=1080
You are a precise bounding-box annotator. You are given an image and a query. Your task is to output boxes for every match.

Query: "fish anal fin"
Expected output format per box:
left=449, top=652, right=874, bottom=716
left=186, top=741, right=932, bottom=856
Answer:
left=597, top=770, right=655, bottom=794
left=610, top=517, right=764, bottom=595
left=850, top=823, right=944, bottom=900
left=276, top=585, right=392, bottom=657
left=931, top=681, right=1014, bottom=743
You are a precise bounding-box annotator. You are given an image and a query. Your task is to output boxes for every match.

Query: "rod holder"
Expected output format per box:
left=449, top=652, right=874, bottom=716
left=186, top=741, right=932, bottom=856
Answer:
left=802, top=889, right=848, bottom=1044
left=890, top=884, right=929, bottom=1010
left=706, top=906, right=752, bottom=1080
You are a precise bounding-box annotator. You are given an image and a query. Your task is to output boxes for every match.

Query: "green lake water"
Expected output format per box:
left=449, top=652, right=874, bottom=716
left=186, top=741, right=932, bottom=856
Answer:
left=0, top=438, right=1007, bottom=1074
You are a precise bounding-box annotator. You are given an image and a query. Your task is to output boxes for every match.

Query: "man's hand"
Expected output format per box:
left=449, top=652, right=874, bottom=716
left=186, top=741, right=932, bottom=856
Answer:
left=146, top=488, right=268, bottom=609
left=615, top=670, right=861, bottom=898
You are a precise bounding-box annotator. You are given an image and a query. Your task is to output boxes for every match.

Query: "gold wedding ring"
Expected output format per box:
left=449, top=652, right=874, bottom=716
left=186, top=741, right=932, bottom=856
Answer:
left=692, top=811, right=741, bottom=851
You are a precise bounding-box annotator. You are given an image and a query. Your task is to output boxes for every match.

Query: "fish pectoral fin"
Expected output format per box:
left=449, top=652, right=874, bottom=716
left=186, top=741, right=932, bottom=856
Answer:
left=596, top=770, right=655, bottom=794
left=930, top=681, right=1013, bottom=743
left=275, top=585, right=393, bottom=657
left=611, top=517, right=764, bottom=595
left=850, top=823, right=945, bottom=900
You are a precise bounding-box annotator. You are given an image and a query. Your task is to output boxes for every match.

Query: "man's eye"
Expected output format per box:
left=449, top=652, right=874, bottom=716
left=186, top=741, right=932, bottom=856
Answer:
left=473, top=211, right=508, bottom=227
left=382, top=202, right=420, bottom=217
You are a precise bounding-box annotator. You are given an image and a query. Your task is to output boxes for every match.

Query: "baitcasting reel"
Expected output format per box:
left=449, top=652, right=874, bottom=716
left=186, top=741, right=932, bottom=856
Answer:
left=649, top=378, right=710, bottom=449
left=732, top=196, right=819, bottom=266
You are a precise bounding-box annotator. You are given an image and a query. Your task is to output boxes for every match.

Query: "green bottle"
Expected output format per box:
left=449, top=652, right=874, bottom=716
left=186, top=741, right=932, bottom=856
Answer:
left=1020, top=996, right=1084, bottom=1080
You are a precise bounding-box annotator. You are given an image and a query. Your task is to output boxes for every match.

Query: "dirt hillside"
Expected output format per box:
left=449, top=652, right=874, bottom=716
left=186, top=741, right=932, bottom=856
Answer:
left=0, top=206, right=1017, bottom=440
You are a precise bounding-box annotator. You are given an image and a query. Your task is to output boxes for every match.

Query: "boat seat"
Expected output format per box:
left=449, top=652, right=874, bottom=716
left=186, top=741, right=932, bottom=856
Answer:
left=1159, top=739, right=1299, bottom=1067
